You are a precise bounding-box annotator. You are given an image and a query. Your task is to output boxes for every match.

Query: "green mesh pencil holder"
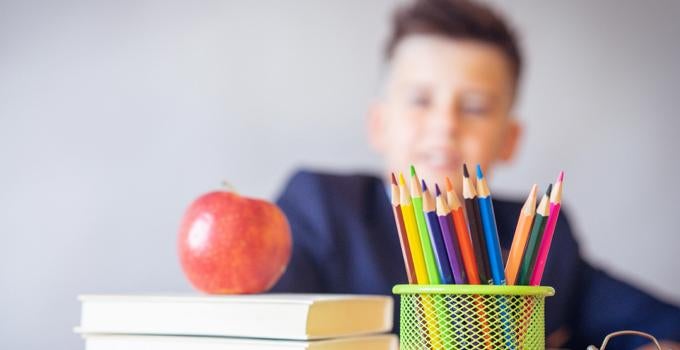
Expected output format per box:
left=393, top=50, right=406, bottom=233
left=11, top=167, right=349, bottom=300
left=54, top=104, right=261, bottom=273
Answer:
left=393, top=284, right=555, bottom=350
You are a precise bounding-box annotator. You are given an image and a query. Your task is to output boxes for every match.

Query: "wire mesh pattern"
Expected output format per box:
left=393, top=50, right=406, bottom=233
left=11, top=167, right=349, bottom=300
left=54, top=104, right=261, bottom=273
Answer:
left=394, top=285, right=554, bottom=350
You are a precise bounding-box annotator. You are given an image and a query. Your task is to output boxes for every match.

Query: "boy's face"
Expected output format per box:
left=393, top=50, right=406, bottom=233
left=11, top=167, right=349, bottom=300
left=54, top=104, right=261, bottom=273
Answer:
left=369, top=35, right=521, bottom=192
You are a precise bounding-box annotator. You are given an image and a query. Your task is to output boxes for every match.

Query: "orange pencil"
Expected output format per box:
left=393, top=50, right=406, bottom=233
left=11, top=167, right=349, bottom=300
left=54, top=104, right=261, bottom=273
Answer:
left=445, top=177, right=481, bottom=284
left=505, top=184, right=538, bottom=285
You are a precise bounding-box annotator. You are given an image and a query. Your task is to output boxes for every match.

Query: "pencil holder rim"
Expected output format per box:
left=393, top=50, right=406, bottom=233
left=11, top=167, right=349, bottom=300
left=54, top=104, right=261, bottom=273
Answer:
left=392, top=284, right=555, bottom=296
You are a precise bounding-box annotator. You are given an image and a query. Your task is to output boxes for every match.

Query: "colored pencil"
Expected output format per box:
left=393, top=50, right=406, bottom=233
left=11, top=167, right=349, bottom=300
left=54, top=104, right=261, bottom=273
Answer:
left=409, top=175, right=444, bottom=348
left=518, top=184, right=551, bottom=285
left=514, top=187, right=550, bottom=345
left=435, top=185, right=465, bottom=284
left=463, top=164, right=492, bottom=284
left=475, top=166, right=514, bottom=348
left=409, top=166, right=441, bottom=284
left=390, top=173, right=416, bottom=284
left=446, top=176, right=493, bottom=350
left=475, top=165, right=506, bottom=285
left=422, top=180, right=454, bottom=284
left=505, top=184, right=538, bottom=285
left=398, top=172, right=429, bottom=284
left=530, top=172, right=564, bottom=286
left=446, top=177, right=481, bottom=284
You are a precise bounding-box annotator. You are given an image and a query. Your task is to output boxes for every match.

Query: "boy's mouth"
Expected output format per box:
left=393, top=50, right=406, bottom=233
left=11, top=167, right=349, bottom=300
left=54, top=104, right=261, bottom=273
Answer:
left=418, top=151, right=461, bottom=174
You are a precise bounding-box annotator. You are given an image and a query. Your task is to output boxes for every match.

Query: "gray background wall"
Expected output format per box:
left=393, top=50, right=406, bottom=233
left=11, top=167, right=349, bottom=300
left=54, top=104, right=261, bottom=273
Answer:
left=1, top=0, right=679, bottom=349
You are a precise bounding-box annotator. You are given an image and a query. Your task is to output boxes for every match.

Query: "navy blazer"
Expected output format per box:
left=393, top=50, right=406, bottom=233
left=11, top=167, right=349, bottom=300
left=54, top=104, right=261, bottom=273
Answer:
left=271, top=170, right=680, bottom=349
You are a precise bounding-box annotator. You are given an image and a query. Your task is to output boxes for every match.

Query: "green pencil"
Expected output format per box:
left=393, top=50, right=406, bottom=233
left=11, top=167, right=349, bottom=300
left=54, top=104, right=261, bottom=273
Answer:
left=517, top=184, right=551, bottom=285
left=410, top=165, right=441, bottom=284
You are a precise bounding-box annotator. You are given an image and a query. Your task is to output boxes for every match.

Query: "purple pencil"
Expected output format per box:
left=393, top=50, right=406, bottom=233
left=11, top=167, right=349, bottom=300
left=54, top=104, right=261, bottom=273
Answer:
left=435, top=184, right=465, bottom=284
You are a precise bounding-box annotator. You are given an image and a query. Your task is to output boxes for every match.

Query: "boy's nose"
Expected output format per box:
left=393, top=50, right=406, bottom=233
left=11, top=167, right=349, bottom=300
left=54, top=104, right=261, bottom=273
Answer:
left=426, top=108, right=460, bottom=139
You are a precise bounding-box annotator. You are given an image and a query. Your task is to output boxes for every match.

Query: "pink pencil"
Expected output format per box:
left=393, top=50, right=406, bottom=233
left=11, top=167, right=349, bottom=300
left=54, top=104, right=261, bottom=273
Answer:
left=529, top=171, right=564, bottom=286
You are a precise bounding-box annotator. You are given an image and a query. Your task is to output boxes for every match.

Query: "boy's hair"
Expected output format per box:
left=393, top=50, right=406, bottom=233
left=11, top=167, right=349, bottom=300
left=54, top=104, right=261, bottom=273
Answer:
left=385, top=0, right=522, bottom=87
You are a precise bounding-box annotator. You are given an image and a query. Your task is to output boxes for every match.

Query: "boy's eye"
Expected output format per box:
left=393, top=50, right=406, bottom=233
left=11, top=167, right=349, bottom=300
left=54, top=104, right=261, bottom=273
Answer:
left=461, top=103, right=489, bottom=115
left=406, top=90, right=432, bottom=108
left=460, top=94, right=492, bottom=116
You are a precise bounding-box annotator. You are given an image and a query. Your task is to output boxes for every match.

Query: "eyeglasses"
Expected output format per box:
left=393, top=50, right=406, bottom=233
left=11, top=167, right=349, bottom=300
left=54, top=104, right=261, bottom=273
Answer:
left=587, top=330, right=661, bottom=350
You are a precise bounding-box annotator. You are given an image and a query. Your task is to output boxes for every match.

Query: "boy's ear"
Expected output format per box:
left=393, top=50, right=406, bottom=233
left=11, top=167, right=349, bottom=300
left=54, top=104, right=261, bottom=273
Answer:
left=367, top=102, right=386, bottom=153
left=499, top=117, right=522, bottom=162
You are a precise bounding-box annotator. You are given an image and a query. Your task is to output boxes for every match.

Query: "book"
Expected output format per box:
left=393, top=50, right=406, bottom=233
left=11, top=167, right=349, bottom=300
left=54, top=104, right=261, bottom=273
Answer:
left=80, top=333, right=398, bottom=350
left=77, top=294, right=393, bottom=340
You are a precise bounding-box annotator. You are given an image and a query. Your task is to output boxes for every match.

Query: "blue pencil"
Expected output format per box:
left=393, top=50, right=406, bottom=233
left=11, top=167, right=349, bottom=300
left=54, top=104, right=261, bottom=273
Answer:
left=475, top=165, right=506, bottom=285
left=421, top=180, right=454, bottom=284
left=476, top=165, right=514, bottom=349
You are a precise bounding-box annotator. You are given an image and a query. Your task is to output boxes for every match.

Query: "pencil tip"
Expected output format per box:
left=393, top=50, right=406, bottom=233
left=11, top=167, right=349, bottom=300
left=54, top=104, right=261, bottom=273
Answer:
left=463, top=163, right=469, bottom=178
left=445, top=177, right=453, bottom=191
left=421, top=179, right=428, bottom=191
left=391, top=172, right=397, bottom=185
left=410, top=165, right=416, bottom=177
left=435, top=184, right=441, bottom=196
left=398, top=172, right=406, bottom=185
left=557, top=171, right=564, bottom=182
left=476, top=164, right=484, bottom=179
left=546, top=183, right=553, bottom=196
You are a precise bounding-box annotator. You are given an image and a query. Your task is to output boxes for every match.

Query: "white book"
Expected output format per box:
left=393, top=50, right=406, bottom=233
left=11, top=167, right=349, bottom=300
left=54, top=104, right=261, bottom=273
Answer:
left=77, top=294, right=393, bottom=340
left=81, top=334, right=399, bottom=350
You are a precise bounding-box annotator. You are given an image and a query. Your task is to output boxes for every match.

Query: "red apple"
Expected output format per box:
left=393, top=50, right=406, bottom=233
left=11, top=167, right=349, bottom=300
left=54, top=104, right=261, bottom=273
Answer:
left=178, top=189, right=292, bottom=294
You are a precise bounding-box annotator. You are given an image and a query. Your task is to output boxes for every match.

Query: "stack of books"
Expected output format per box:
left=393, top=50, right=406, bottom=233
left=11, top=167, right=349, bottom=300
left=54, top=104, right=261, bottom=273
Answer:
left=75, top=293, right=397, bottom=350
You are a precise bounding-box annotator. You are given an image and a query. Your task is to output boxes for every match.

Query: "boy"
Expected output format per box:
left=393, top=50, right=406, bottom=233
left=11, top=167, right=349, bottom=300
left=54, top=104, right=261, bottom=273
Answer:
left=271, top=0, right=680, bottom=348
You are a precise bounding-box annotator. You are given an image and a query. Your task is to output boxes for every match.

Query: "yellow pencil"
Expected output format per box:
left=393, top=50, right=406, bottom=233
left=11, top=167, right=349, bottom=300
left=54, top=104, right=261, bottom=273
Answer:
left=399, top=174, right=442, bottom=348
left=505, top=184, right=538, bottom=285
left=398, top=172, right=429, bottom=284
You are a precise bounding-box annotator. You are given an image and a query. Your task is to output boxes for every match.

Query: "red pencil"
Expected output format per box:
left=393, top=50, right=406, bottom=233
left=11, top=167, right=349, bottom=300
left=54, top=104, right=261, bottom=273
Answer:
left=446, top=177, right=481, bottom=284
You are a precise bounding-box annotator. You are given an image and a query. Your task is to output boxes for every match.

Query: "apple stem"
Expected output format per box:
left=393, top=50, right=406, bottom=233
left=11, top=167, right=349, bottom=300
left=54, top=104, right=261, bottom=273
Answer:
left=221, top=180, right=237, bottom=194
